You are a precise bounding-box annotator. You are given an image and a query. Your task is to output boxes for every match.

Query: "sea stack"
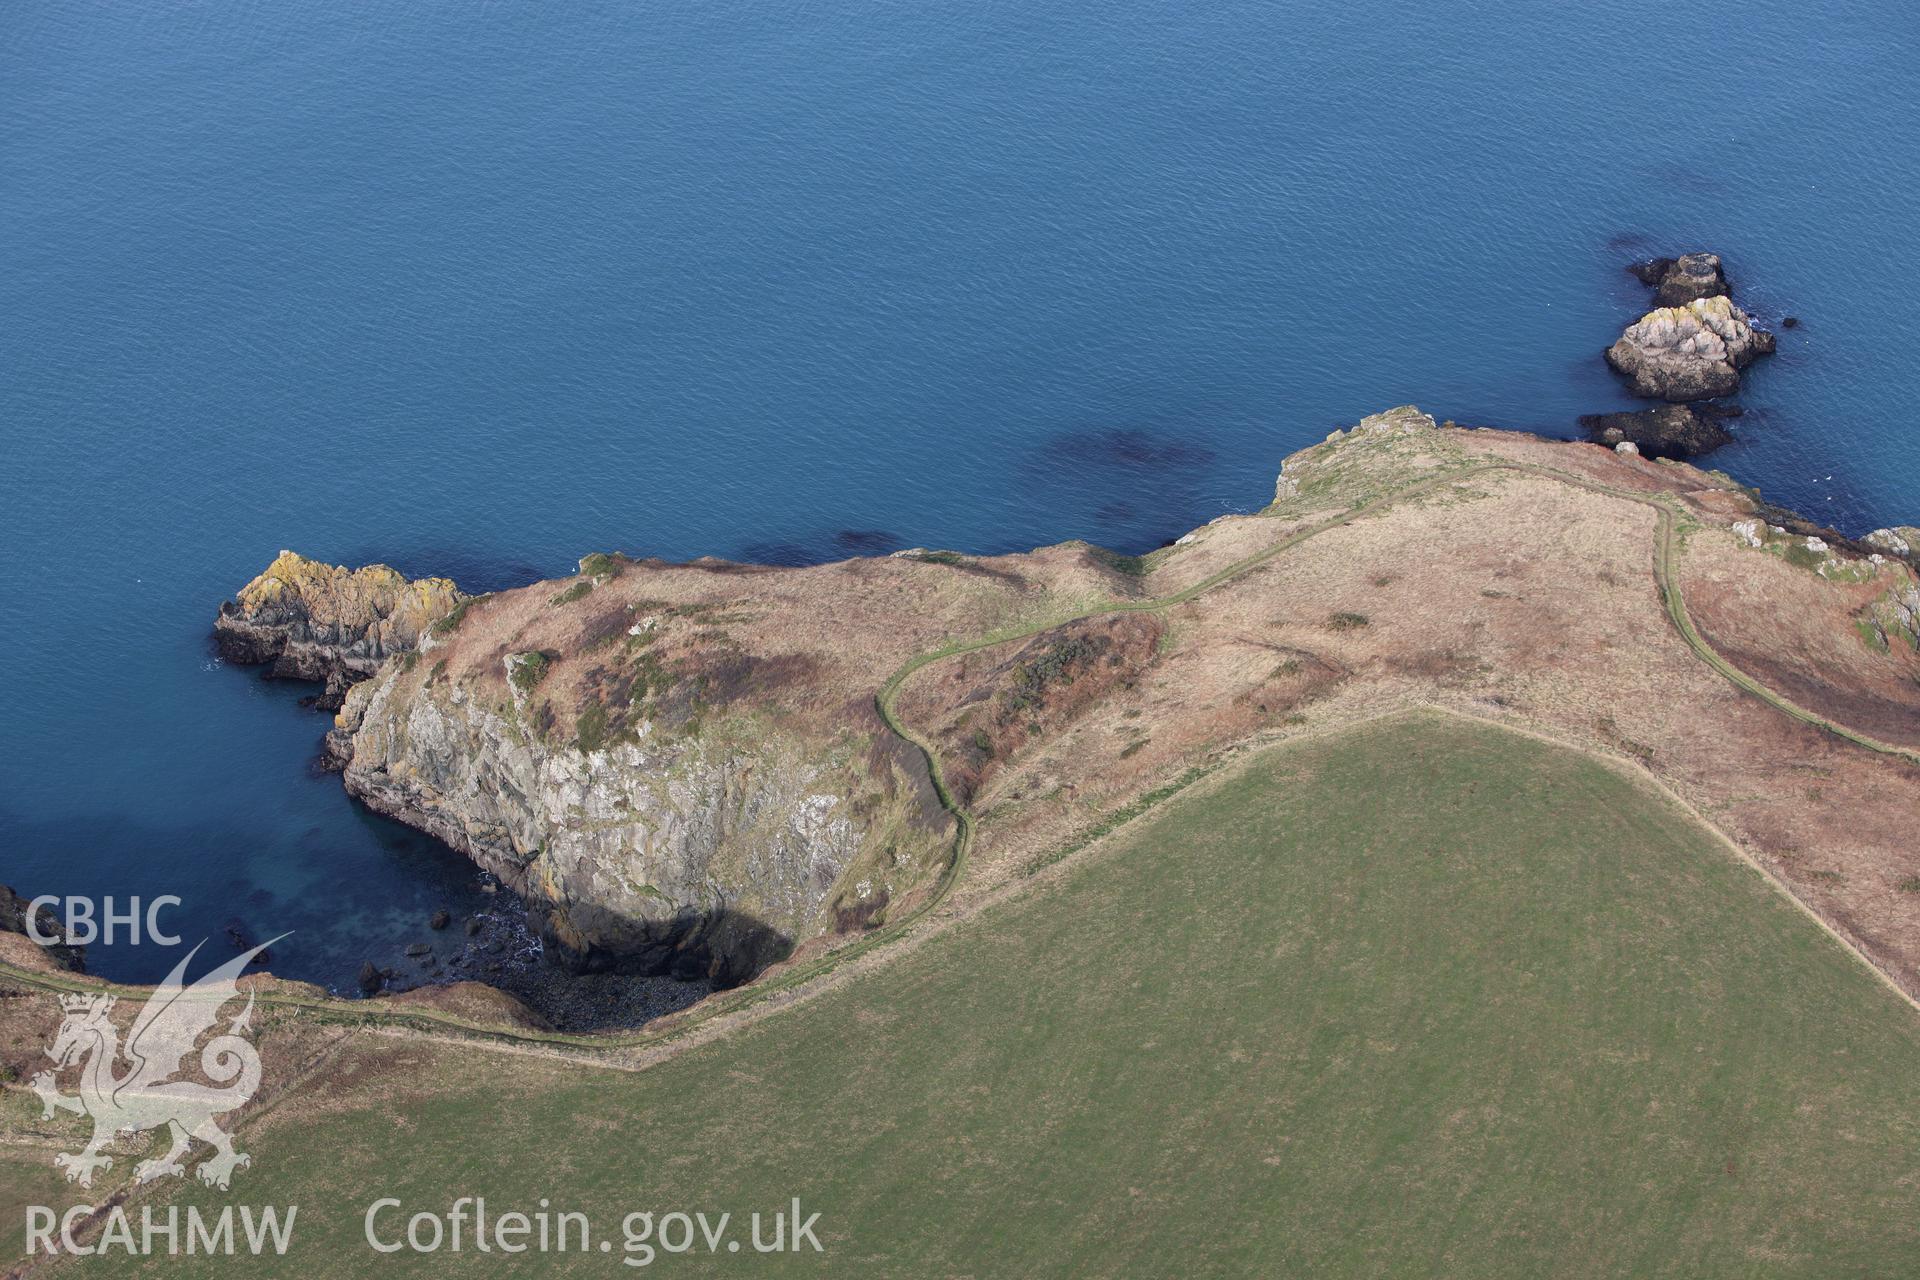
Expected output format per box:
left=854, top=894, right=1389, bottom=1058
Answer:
left=1605, top=294, right=1775, bottom=402
left=1606, top=251, right=1774, bottom=404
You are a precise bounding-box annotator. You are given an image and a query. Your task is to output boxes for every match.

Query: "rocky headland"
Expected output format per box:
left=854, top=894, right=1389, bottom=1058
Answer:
left=215, top=550, right=466, bottom=710
left=215, top=409, right=1920, bottom=1021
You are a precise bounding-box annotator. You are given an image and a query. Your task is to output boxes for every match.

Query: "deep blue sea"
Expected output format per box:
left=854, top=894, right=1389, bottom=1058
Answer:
left=5, top=0, right=1916, bottom=989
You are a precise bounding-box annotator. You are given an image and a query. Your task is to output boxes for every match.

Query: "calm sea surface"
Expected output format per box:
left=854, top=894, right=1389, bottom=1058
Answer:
left=5, top=0, right=1915, bottom=986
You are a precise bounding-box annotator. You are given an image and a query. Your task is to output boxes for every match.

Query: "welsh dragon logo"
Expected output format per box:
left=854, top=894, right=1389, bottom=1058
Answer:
left=30, top=938, right=281, bottom=1191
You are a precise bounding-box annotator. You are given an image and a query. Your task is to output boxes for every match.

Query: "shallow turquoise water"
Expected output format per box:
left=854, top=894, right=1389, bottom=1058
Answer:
left=4, top=0, right=1915, bottom=987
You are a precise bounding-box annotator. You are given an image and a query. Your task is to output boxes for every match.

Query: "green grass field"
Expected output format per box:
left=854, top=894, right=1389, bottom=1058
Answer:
left=51, top=715, right=1920, bottom=1276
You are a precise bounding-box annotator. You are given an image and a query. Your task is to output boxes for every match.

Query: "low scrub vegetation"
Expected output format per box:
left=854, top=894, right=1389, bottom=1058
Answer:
left=507, top=650, right=551, bottom=693
left=428, top=592, right=489, bottom=637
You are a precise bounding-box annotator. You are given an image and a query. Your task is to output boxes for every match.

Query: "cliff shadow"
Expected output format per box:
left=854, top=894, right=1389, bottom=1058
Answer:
left=532, top=898, right=795, bottom=993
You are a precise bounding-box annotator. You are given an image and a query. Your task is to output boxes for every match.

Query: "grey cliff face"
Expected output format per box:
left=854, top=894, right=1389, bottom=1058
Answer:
left=1866, top=526, right=1920, bottom=574
left=1867, top=527, right=1920, bottom=559
left=330, top=662, right=901, bottom=986
left=215, top=545, right=951, bottom=987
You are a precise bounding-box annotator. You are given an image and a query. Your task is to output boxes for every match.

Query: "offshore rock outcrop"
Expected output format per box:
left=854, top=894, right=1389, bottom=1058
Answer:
left=215, top=551, right=466, bottom=709
left=1629, top=252, right=1731, bottom=307
left=1867, top=526, right=1920, bottom=560
left=1605, top=294, right=1775, bottom=402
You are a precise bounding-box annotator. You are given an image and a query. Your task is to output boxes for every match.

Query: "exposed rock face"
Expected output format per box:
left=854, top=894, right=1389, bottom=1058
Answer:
left=0, top=884, right=84, bottom=972
left=333, top=663, right=929, bottom=985
left=1859, top=583, right=1920, bottom=654
left=316, top=544, right=1016, bottom=986
left=1626, top=257, right=1674, bottom=287
left=1867, top=527, right=1920, bottom=560
left=1578, top=404, right=1734, bottom=460
left=1606, top=295, right=1775, bottom=401
left=216, top=552, right=465, bottom=708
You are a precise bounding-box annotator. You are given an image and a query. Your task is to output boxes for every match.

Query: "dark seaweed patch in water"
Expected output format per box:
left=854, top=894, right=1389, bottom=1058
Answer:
left=1046, top=427, right=1214, bottom=471
left=1026, top=424, right=1224, bottom=555
left=833, top=529, right=902, bottom=555
left=735, top=540, right=822, bottom=567
left=346, top=545, right=557, bottom=594
left=1605, top=231, right=1659, bottom=257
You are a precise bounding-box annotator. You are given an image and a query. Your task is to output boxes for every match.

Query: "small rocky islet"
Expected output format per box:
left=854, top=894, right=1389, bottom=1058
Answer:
left=1605, top=292, right=1774, bottom=402
left=1580, top=250, right=1777, bottom=459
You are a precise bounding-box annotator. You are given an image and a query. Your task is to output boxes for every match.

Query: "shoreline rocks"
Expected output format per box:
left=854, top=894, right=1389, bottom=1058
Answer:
left=215, top=551, right=465, bottom=710
left=1866, top=526, right=1920, bottom=557
left=1577, top=403, right=1738, bottom=460
left=1867, top=526, right=1920, bottom=570
left=0, top=884, right=85, bottom=972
